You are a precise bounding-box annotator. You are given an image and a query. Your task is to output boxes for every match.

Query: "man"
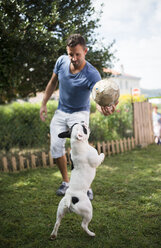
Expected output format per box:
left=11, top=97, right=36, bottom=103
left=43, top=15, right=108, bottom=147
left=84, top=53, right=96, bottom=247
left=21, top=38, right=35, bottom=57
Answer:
left=152, top=106, right=161, bottom=144
left=40, top=34, right=117, bottom=200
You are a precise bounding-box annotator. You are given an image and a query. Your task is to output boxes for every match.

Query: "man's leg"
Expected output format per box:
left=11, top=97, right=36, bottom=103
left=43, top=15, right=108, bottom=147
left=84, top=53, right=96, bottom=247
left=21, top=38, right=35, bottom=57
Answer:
left=50, top=110, right=69, bottom=195
left=56, top=155, right=69, bottom=183
left=56, top=155, right=69, bottom=196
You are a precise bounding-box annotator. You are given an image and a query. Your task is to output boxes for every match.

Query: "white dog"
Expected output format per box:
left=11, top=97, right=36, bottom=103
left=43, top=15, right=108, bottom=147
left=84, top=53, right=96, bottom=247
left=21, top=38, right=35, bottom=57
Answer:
left=50, top=122, right=105, bottom=239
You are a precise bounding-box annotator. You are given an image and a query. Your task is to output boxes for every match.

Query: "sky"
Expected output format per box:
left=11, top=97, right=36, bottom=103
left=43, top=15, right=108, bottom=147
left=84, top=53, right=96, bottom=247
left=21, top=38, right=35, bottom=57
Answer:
left=92, top=0, right=161, bottom=89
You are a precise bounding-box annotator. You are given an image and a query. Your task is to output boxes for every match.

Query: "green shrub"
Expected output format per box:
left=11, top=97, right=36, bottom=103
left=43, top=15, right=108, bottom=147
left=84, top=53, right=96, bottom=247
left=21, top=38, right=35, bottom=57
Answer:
left=89, top=103, right=133, bottom=143
left=0, top=94, right=144, bottom=150
left=0, top=101, right=58, bottom=150
left=89, top=97, right=134, bottom=143
left=90, top=100, right=97, bottom=113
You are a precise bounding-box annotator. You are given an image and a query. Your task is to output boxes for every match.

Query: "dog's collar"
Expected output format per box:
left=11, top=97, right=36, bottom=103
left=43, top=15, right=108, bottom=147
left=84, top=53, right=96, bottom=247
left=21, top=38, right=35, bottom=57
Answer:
left=70, top=123, right=79, bottom=130
left=58, top=122, right=88, bottom=139
left=71, top=123, right=87, bottom=135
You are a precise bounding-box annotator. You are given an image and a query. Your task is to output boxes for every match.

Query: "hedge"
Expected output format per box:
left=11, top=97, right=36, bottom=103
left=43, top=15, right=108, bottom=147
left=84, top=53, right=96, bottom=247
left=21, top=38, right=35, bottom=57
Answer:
left=0, top=101, right=57, bottom=150
left=0, top=94, right=146, bottom=150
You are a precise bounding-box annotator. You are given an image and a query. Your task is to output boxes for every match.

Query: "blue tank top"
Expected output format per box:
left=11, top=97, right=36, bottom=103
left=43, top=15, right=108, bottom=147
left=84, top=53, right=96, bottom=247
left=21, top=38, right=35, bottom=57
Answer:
left=54, top=55, right=101, bottom=113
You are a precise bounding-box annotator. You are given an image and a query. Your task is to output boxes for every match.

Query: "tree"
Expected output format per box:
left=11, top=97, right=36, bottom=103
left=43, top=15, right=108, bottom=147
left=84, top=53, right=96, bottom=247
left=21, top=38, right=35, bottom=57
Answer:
left=0, top=0, right=115, bottom=103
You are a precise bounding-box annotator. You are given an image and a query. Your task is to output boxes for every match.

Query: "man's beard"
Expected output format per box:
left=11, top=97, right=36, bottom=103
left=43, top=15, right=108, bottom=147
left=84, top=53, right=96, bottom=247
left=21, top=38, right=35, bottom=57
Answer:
left=71, top=61, right=80, bottom=68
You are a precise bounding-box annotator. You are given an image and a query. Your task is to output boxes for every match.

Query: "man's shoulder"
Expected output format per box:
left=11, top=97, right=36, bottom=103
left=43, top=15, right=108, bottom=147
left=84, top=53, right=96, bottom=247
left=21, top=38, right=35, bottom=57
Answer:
left=57, top=55, right=68, bottom=63
left=54, top=55, right=69, bottom=74
left=85, top=61, right=99, bottom=72
left=55, top=55, right=69, bottom=70
left=85, top=61, right=101, bottom=81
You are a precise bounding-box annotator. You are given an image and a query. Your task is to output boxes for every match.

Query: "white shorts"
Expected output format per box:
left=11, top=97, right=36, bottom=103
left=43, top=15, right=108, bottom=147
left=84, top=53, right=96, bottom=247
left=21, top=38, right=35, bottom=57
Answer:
left=50, top=110, right=90, bottom=158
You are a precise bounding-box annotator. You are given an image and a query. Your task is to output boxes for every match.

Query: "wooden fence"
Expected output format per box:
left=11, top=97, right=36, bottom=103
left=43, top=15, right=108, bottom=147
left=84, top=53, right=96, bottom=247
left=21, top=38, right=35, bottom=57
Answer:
left=1, top=102, right=154, bottom=173
left=133, top=102, right=154, bottom=146
left=1, top=137, right=136, bottom=172
left=1, top=152, right=55, bottom=173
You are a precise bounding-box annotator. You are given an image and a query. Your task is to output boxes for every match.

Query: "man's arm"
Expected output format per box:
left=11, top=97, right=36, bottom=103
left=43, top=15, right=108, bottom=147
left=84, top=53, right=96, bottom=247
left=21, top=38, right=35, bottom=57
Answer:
left=40, top=72, right=58, bottom=121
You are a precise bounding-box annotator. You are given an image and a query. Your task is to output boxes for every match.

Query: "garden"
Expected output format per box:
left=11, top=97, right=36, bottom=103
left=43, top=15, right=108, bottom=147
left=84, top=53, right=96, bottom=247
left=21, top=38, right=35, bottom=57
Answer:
left=1, top=1, right=161, bottom=247
left=0, top=94, right=146, bottom=152
left=0, top=144, right=161, bottom=248
left=0, top=94, right=161, bottom=247
left=0, top=94, right=155, bottom=174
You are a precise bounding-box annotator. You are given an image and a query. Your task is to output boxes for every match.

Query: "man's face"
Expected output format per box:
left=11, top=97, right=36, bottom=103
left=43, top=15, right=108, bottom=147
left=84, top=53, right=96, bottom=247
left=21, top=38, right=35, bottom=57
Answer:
left=66, top=44, right=88, bottom=68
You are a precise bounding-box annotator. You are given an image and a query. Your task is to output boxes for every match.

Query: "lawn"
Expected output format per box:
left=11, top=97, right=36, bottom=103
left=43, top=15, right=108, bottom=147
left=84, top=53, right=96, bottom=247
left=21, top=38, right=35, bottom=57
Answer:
left=0, top=144, right=161, bottom=248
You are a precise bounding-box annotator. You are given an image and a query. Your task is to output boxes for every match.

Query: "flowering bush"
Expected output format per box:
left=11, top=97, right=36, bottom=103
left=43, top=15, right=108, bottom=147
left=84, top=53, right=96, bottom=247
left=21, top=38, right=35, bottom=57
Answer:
left=118, top=94, right=146, bottom=104
left=89, top=94, right=146, bottom=143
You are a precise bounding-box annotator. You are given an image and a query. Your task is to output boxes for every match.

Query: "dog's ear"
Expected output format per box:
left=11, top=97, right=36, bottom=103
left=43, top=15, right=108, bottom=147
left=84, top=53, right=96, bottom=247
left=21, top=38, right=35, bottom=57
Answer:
left=58, top=130, right=71, bottom=138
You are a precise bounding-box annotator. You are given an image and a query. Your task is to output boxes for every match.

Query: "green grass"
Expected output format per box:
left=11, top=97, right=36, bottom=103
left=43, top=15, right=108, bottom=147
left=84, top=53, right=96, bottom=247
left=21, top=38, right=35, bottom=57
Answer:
left=0, top=144, right=161, bottom=248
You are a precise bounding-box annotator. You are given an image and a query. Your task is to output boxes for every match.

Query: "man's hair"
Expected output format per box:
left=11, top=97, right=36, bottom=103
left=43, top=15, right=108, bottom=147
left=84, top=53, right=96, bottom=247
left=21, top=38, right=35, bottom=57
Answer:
left=66, top=34, right=86, bottom=48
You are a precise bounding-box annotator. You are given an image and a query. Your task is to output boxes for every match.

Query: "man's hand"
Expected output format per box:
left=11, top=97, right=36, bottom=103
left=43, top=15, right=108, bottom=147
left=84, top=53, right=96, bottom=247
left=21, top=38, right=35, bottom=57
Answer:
left=40, top=105, right=47, bottom=121
left=39, top=72, right=58, bottom=121
left=97, top=101, right=119, bottom=116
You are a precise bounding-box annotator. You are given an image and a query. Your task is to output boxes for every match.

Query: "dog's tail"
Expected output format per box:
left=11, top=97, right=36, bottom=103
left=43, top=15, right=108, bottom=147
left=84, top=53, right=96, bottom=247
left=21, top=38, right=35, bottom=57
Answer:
left=64, top=194, right=72, bottom=208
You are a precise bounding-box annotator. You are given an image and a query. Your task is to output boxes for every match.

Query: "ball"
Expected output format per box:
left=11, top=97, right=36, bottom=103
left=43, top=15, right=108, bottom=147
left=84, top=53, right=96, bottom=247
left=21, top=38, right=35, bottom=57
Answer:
left=92, top=78, right=120, bottom=107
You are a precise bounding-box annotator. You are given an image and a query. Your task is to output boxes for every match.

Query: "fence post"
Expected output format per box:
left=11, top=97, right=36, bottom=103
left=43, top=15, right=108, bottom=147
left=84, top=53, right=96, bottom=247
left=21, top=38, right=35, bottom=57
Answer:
left=48, top=152, right=54, bottom=167
left=42, top=152, right=47, bottom=167
left=127, top=137, right=131, bottom=150
left=107, top=141, right=111, bottom=156
left=123, top=138, right=127, bottom=151
left=2, top=157, right=9, bottom=172
left=116, top=140, right=120, bottom=154
left=11, top=156, right=17, bottom=172
left=102, top=141, right=106, bottom=155
left=31, top=154, right=37, bottom=168
left=111, top=140, right=115, bottom=154
left=120, top=139, right=124, bottom=153
left=19, top=156, right=25, bottom=170
left=97, top=142, right=101, bottom=154
left=26, top=159, right=30, bottom=169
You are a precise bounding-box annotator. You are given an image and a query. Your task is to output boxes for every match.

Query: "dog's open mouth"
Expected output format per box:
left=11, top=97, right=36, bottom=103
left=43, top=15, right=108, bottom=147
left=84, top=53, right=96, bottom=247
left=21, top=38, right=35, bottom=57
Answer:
left=77, top=134, right=83, bottom=140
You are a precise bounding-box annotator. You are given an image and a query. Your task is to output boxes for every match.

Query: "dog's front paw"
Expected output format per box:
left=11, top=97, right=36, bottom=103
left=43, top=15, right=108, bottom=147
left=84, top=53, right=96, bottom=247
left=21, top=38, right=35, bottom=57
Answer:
left=100, top=153, right=105, bottom=163
left=49, top=234, right=57, bottom=241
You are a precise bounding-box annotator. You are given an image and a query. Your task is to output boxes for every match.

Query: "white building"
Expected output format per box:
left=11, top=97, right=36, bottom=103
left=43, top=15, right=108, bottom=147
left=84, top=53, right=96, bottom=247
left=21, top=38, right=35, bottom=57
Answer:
left=103, top=66, right=141, bottom=95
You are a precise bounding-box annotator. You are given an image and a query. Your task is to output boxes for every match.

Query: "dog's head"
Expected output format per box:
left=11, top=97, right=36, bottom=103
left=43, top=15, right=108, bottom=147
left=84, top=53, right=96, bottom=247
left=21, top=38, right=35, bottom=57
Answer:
left=58, top=122, right=90, bottom=141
